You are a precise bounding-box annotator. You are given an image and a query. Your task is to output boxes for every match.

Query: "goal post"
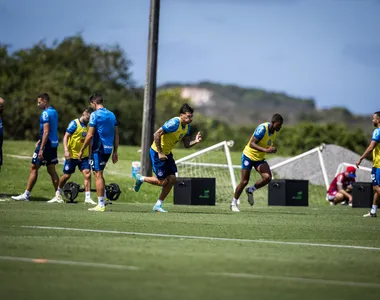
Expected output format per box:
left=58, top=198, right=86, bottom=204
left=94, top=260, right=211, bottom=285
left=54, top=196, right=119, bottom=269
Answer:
left=269, top=144, right=330, bottom=190
left=176, top=141, right=237, bottom=201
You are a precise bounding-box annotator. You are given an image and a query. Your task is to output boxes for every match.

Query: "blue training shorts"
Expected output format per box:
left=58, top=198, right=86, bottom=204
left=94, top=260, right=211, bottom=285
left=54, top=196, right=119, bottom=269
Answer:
left=32, top=144, right=58, bottom=166
left=63, top=157, right=90, bottom=174
left=91, top=152, right=111, bottom=171
left=150, top=148, right=177, bottom=180
left=241, top=154, right=267, bottom=171
left=371, top=167, right=380, bottom=187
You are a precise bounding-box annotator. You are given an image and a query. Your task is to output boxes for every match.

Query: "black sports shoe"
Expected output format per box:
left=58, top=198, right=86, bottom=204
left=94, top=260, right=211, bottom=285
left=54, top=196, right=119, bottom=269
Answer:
left=245, top=188, right=254, bottom=206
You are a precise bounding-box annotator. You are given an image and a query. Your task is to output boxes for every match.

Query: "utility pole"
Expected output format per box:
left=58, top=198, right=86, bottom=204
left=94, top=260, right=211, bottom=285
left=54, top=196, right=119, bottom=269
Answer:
left=141, top=0, right=160, bottom=176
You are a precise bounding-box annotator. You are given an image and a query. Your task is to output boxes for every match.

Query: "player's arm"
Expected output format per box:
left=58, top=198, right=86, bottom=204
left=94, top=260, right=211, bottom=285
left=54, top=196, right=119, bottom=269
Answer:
left=249, top=125, right=276, bottom=153
left=356, top=140, right=378, bottom=168
left=337, top=182, right=351, bottom=199
left=80, top=127, right=94, bottom=152
left=38, top=123, right=50, bottom=159
left=153, top=127, right=165, bottom=155
left=182, top=132, right=202, bottom=148
left=112, top=126, right=119, bottom=164
left=79, top=113, right=96, bottom=159
left=63, top=132, right=72, bottom=160
left=249, top=136, right=276, bottom=153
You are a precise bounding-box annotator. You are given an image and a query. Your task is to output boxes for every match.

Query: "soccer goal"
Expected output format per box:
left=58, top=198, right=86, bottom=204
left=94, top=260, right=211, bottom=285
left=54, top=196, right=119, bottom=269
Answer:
left=176, top=141, right=237, bottom=202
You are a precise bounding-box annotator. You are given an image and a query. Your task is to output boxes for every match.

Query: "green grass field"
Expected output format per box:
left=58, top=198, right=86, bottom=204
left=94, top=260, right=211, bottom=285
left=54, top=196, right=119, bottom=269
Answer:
left=0, top=141, right=379, bottom=300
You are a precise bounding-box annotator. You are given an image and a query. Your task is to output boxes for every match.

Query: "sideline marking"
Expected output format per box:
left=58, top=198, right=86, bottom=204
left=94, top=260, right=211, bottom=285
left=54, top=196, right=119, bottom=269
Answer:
left=208, top=272, right=380, bottom=288
left=0, top=255, right=138, bottom=270
left=21, top=225, right=380, bottom=251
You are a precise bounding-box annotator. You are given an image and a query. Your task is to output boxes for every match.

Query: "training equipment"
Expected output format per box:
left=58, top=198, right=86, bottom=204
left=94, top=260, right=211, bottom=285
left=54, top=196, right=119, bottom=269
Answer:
left=173, top=177, right=216, bottom=206
left=176, top=141, right=236, bottom=202
left=352, top=182, right=373, bottom=208
left=63, top=182, right=121, bottom=203
left=268, top=179, right=309, bottom=206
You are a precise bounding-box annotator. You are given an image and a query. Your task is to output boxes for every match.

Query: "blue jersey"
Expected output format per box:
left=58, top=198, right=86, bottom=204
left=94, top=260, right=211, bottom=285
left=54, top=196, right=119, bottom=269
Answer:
left=89, top=108, right=117, bottom=154
left=66, top=119, right=86, bottom=134
left=162, top=117, right=191, bottom=135
left=0, top=117, right=3, bottom=136
left=40, top=106, right=59, bottom=147
left=253, top=123, right=274, bottom=141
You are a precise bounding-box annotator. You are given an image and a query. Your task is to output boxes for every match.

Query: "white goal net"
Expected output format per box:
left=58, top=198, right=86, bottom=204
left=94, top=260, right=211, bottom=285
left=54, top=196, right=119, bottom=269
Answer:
left=176, top=141, right=236, bottom=202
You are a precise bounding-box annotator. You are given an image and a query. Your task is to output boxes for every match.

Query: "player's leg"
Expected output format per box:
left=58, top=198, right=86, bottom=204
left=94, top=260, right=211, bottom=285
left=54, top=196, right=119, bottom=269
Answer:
left=45, top=146, right=59, bottom=191
left=326, top=191, right=337, bottom=206
left=81, top=168, right=96, bottom=204
left=230, top=170, right=251, bottom=212
left=12, top=147, right=42, bottom=201
left=333, top=192, right=345, bottom=205
left=230, top=154, right=253, bottom=211
left=50, top=158, right=75, bottom=203
left=133, top=148, right=166, bottom=192
left=151, top=174, right=175, bottom=213
left=152, top=154, right=177, bottom=212
left=364, top=168, right=380, bottom=217
left=88, top=152, right=110, bottom=212
left=245, top=161, right=272, bottom=206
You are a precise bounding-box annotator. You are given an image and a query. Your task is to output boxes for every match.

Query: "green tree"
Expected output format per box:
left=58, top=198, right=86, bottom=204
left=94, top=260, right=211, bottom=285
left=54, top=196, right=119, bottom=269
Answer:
left=0, top=36, right=142, bottom=145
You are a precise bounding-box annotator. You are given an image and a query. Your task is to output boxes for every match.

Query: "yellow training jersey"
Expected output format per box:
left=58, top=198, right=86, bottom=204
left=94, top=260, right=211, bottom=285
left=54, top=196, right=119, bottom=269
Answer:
left=151, top=117, right=190, bottom=155
left=67, top=119, right=89, bottom=159
left=243, top=122, right=277, bottom=161
left=372, top=128, right=380, bottom=168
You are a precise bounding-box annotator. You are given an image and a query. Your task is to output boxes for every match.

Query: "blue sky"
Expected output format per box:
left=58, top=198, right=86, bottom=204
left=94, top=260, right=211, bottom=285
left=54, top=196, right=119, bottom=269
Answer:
left=0, top=0, right=379, bottom=115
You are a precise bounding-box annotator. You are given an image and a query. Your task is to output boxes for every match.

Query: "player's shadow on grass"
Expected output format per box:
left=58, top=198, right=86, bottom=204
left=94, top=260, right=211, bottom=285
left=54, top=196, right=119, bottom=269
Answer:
left=0, top=194, right=50, bottom=202
left=175, top=211, right=232, bottom=215
left=30, top=197, right=51, bottom=202
left=0, top=193, right=14, bottom=201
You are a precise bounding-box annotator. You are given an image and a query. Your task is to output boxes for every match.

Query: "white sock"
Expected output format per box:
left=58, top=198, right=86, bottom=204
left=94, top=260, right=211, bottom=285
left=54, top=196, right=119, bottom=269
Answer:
left=25, top=190, right=31, bottom=197
left=104, top=189, right=106, bottom=198
left=231, top=198, right=238, bottom=205
left=85, top=192, right=91, bottom=200
left=57, top=188, right=63, bottom=195
left=155, top=199, right=163, bottom=206
left=371, top=205, right=377, bottom=214
left=98, top=197, right=105, bottom=208
left=140, top=176, right=145, bottom=182
left=248, top=185, right=256, bottom=193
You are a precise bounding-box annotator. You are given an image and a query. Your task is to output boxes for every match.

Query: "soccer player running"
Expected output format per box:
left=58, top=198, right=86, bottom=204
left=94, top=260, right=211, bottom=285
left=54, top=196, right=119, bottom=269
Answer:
left=48, top=107, right=96, bottom=204
left=356, top=111, right=380, bottom=218
left=78, top=93, right=119, bottom=212
left=12, top=93, right=59, bottom=201
left=133, top=103, right=202, bottom=213
left=0, top=97, right=4, bottom=171
left=230, top=113, right=283, bottom=212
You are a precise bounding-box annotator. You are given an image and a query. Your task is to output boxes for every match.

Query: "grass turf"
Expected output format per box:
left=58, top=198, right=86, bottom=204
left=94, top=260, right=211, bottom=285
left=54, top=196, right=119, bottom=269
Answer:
left=0, top=141, right=379, bottom=300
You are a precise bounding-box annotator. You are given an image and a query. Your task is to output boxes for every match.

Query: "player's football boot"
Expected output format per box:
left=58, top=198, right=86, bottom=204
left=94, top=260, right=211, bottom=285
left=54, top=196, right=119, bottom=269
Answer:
left=88, top=205, right=106, bottom=212
left=84, top=198, right=97, bottom=205
left=153, top=204, right=167, bottom=213
left=245, top=188, right=254, bottom=206
left=11, top=194, right=30, bottom=201
left=363, top=212, right=377, bottom=218
left=230, top=204, right=240, bottom=212
left=133, top=174, right=144, bottom=192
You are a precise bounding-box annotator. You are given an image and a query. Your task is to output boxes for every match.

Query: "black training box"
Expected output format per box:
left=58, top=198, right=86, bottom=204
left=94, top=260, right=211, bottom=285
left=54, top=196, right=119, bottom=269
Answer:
left=352, top=182, right=373, bottom=208
left=174, top=177, right=216, bottom=206
left=268, top=179, right=309, bottom=206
